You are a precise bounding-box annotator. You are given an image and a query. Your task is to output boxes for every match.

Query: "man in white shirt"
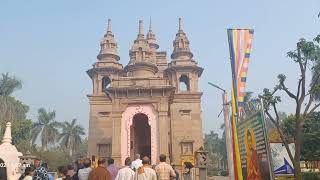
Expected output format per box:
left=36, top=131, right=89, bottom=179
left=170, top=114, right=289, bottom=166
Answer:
left=115, top=157, right=135, bottom=180
left=131, top=154, right=143, bottom=171
left=78, top=158, right=92, bottom=180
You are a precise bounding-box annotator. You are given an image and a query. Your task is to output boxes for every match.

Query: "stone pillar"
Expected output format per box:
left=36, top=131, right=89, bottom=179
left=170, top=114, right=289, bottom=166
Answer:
left=112, top=110, right=123, bottom=166
left=158, top=110, right=169, bottom=161
left=195, top=147, right=208, bottom=180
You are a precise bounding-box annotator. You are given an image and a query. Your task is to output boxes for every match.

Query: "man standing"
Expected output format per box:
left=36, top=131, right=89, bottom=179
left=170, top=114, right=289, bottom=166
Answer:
left=78, top=158, right=92, bottom=180
left=155, top=154, right=176, bottom=180
left=134, top=156, right=157, bottom=180
left=88, top=158, right=112, bottom=180
left=131, top=154, right=143, bottom=171
left=107, top=158, right=118, bottom=180
left=115, top=157, right=135, bottom=180
left=41, top=163, right=54, bottom=180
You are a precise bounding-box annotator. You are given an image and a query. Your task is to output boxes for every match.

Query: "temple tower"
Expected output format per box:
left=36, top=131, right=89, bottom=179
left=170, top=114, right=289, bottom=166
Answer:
left=87, top=19, right=123, bottom=160
left=165, top=18, right=204, bottom=165
left=87, top=18, right=204, bottom=166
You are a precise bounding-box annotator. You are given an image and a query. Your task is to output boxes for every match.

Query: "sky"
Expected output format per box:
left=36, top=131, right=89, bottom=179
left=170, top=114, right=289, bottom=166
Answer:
left=0, top=0, right=319, bottom=136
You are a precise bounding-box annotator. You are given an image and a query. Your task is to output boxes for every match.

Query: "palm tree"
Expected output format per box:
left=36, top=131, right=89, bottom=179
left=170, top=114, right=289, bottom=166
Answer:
left=0, top=73, right=23, bottom=122
left=57, top=118, right=85, bottom=156
left=31, top=108, right=60, bottom=151
left=0, top=73, right=22, bottom=96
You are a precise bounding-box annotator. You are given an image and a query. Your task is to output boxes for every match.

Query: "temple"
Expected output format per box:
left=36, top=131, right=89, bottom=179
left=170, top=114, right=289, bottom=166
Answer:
left=87, top=18, right=204, bottom=166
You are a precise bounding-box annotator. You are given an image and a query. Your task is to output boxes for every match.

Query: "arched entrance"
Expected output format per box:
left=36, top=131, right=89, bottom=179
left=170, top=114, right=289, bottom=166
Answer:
left=130, top=113, right=151, bottom=158
left=0, top=158, right=7, bottom=180
left=121, top=104, right=158, bottom=165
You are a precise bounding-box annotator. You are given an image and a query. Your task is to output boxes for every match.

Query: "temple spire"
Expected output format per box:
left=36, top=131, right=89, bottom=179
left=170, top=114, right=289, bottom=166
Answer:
left=2, top=122, right=12, bottom=144
left=107, top=19, right=112, bottom=33
left=146, top=18, right=159, bottom=50
left=179, top=17, right=183, bottom=31
left=137, top=20, right=144, bottom=39
left=171, top=17, right=193, bottom=59
left=149, top=18, right=152, bottom=32
left=98, top=18, right=120, bottom=61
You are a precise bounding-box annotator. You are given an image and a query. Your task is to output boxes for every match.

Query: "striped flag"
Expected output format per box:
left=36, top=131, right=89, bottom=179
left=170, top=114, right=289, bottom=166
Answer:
left=227, top=29, right=254, bottom=180
left=228, top=29, right=254, bottom=117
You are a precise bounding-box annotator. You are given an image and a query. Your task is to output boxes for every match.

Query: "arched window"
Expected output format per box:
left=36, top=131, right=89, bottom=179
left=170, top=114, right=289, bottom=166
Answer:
left=102, top=76, right=111, bottom=91
left=179, top=75, right=190, bottom=91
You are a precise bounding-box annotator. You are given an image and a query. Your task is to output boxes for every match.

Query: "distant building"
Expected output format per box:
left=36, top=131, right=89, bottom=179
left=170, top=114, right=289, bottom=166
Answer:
left=87, top=18, right=204, bottom=166
left=19, top=151, right=37, bottom=166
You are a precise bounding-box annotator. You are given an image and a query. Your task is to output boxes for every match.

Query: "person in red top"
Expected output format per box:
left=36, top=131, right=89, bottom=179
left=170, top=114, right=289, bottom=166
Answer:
left=89, top=158, right=112, bottom=180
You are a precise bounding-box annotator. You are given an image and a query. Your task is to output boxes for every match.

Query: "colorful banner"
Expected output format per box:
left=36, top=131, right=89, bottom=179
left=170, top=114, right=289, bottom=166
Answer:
left=228, top=29, right=254, bottom=180
left=237, top=111, right=273, bottom=180
left=228, top=29, right=254, bottom=117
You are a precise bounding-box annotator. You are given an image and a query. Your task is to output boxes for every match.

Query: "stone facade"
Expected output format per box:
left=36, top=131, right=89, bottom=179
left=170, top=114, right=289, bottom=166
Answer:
left=87, top=18, right=203, bottom=166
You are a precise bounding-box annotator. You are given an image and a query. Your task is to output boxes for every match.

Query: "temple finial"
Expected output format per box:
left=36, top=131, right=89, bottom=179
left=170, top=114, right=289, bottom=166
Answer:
left=139, top=20, right=144, bottom=35
left=107, top=19, right=112, bottom=32
left=149, top=17, right=152, bottom=31
left=179, top=17, right=183, bottom=31
left=2, top=122, right=12, bottom=144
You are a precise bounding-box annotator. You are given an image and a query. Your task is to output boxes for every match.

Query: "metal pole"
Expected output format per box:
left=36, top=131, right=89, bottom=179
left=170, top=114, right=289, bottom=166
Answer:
left=223, top=91, right=235, bottom=180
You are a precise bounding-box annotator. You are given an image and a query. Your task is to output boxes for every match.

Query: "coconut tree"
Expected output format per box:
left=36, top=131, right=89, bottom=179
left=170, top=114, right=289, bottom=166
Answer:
left=57, top=118, right=85, bottom=156
left=0, top=73, right=23, bottom=122
left=31, top=108, right=60, bottom=150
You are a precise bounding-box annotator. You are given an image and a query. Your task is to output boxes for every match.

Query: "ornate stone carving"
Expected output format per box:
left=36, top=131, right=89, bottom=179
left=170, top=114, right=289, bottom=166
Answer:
left=195, top=146, right=208, bottom=168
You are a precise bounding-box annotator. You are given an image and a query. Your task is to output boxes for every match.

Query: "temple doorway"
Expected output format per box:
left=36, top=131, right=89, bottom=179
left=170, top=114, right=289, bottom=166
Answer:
left=130, top=113, right=151, bottom=159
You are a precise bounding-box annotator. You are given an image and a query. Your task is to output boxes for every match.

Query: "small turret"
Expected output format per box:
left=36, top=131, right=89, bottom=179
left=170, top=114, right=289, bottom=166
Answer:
left=146, top=18, right=159, bottom=50
left=171, top=18, right=193, bottom=60
left=125, top=20, right=158, bottom=77
left=97, top=19, right=120, bottom=62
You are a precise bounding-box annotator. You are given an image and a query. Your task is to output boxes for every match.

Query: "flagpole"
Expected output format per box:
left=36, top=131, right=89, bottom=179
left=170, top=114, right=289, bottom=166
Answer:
left=222, top=91, right=235, bottom=180
left=208, top=82, right=235, bottom=180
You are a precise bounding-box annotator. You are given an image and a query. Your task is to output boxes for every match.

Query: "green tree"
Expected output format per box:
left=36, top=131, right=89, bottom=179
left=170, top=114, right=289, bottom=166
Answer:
left=31, top=108, right=60, bottom=150
left=260, top=36, right=320, bottom=179
left=57, top=118, right=85, bottom=157
left=0, top=73, right=33, bottom=152
left=282, top=112, right=320, bottom=162
left=73, top=138, right=88, bottom=159
left=11, top=118, right=34, bottom=153
left=0, top=73, right=22, bottom=97
left=204, top=129, right=227, bottom=176
left=0, top=73, right=25, bottom=127
left=35, top=147, right=73, bottom=171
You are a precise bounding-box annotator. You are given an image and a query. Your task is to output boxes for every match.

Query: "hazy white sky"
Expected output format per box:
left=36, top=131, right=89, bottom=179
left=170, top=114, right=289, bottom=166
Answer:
left=0, top=0, right=319, bottom=135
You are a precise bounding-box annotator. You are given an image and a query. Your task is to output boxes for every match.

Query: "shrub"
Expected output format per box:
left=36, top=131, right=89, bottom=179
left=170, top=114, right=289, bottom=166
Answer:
left=303, top=172, right=320, bottom=180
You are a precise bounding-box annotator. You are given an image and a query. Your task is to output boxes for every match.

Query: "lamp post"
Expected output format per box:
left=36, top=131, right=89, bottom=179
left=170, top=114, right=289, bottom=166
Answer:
left=208, top=82, right=234, bottom=180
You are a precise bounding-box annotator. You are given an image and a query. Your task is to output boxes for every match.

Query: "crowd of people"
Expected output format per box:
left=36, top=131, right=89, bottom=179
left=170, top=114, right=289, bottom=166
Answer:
left=18, top=154, right=195, bottom=180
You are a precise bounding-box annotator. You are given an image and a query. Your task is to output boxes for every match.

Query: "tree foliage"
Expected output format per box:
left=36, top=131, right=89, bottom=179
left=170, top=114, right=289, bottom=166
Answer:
left=204, top=129, right=228, bottom=175
left=282, top=112, right=320, bottom=161
left=0, top=73, right=26, bottom=124
left=260, top=35, right=320, bottom=179
left=57, top=118, right=85, bottom=157
left=0, top=73, right=34, bottom=153
left=31, top=108, right=60, bottom=150
left=34, top=148, right=73, bottom=171
left=0, top=72, right=88, bottom=163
